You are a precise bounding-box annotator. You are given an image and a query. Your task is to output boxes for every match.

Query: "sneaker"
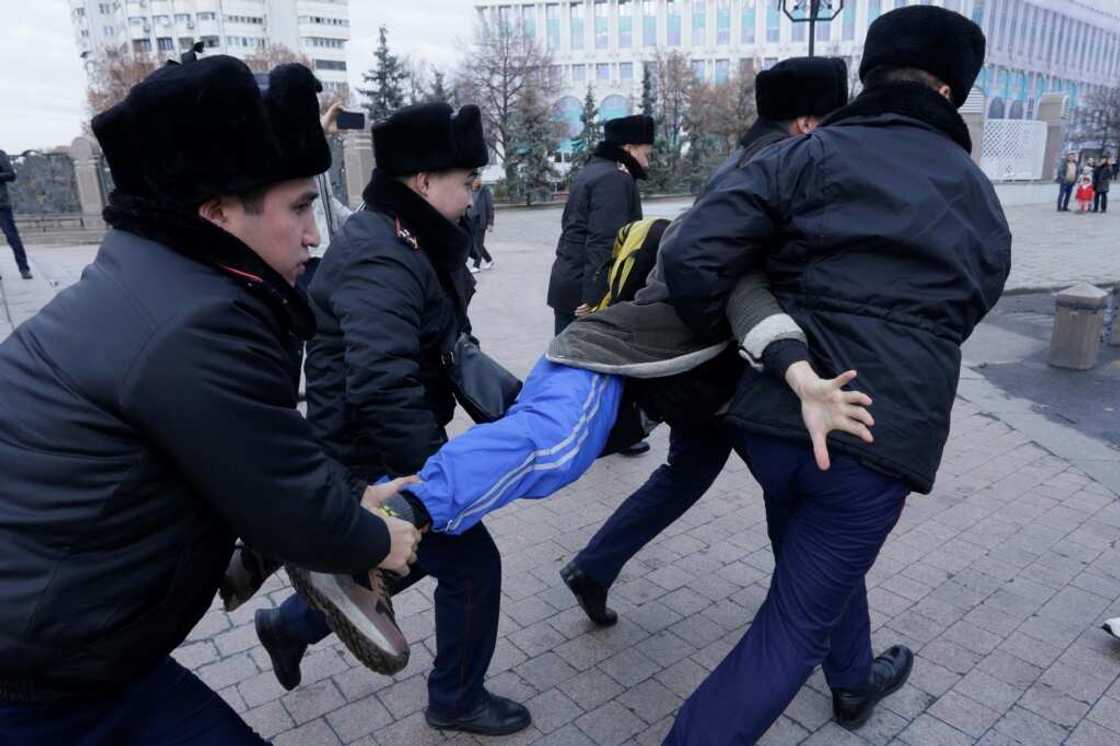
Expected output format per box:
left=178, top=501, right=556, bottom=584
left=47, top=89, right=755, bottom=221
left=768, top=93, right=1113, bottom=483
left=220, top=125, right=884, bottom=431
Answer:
left=832, top=645, right=914, bottom=730
left=284, top=565, right=410, bottom=675
left=468, top=265, right=481, bottom=274
left=255, top=608, right=307, bottom=690
left=480, top=259, right=494, bottom=271
left=219, top=544, right=282, bottom=612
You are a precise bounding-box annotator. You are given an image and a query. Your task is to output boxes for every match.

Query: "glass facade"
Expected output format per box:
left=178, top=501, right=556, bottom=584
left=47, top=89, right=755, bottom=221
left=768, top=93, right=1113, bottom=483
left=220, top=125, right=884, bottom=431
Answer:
left=740, top=0, right=755, bottom=44
left=667, top=0, right=681, bottom=46
left=571, top=1, right=584, bottom=49
left=546, top=3, right=560, bottom=48
left=716, top=0, right=730, bottom=45
left=594, top=1, right=608, bottom=49
left=691, top=0, right=704, bottom=45
left=766, top=1, right=779, bottom=43
left=715, top=58, right=729, bottom=84
left=643, top=0, right=657, bottom=46
left=619, top=0, right=632, bottom=47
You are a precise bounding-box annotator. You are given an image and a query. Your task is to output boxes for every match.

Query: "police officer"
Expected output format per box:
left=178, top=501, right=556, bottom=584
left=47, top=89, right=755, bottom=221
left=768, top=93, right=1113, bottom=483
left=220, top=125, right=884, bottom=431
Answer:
left=548, top=113, right=654, bottom=335
left=0, top=56, right=419, bottom=744
left=561, top=57, right=851, bottom=627
left=659, top=8, right=1009, bottom=742
left=255, top=102, right=532, bottom=737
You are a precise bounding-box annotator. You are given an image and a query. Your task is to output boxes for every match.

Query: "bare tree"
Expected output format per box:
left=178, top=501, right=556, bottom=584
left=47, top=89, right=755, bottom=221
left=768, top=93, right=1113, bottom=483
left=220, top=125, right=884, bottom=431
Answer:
left=1079, top=86, right=1120, bottom=155
left=455, top=19, right=558, bottom=167
left=85, top=48, right=159, bottom=117
left=244, top=44, right=348, bottom=111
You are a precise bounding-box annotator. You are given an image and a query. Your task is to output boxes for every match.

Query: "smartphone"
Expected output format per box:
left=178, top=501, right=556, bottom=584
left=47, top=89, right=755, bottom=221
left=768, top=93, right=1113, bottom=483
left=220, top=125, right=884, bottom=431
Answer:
left=336, top=111, right=366, bottom=130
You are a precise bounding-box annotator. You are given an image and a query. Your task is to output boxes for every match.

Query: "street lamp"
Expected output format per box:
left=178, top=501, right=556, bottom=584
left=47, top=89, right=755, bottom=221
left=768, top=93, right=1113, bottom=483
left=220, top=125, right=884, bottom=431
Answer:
left=780, top=0, right=845, bottom=57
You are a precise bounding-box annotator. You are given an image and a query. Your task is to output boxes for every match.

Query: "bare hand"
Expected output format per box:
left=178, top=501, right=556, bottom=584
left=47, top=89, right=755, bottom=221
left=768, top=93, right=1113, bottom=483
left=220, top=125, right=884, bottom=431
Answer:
left=574, top=303, right=593, bottom=317
left=376, top=515, right=421, bottom=578
left=320, top=100, right=344, bottom=135
left=784, top=362, right=874, bottom=471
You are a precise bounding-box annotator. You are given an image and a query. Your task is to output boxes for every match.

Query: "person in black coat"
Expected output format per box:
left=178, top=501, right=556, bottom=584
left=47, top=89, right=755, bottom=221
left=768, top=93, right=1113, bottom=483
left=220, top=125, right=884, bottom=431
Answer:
left=0, top=56, right=420, bottom=745
left=0, top=148, right=32, bottom=279
left=548, top=114, right=654, bottom=335
left=466, top=177, right=495, bottom=271
left=255, top=102, right=533, bottom=737
left=1093, top=154, right=1112, bottom=213
left=659, top=8, right=1010, bottom=743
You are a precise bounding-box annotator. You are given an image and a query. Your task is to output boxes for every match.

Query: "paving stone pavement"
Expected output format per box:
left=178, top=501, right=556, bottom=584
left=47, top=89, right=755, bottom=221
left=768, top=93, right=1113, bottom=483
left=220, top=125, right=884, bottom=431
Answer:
left=1, top=200, right=1119, bottom=744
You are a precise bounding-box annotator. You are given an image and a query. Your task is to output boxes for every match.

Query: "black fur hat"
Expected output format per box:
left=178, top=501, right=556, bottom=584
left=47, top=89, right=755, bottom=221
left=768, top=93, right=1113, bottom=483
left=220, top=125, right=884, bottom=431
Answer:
left=91, top=55, right=330, bottom=208
left=756, top=57, right=849, bottom=121
left=372, top=103, right=489, bottom=176
left=860, top=6, right=986, bottom=108
left=603, top=114, right=655, bottom=146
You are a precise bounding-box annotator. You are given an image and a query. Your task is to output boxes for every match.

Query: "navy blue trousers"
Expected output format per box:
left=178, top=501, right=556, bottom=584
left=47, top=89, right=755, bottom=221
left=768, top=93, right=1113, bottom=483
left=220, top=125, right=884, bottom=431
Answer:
left=575, top=425, right=732, bottom=588
left=0, top=657, right=267, bottom=745
left=0, top=207, right=29, bottom=272
left=1058, top=182, right=1074, bottom=210
left=666, top=431, right=908, bottom=745
left=277, top=521, right=502, bottom=717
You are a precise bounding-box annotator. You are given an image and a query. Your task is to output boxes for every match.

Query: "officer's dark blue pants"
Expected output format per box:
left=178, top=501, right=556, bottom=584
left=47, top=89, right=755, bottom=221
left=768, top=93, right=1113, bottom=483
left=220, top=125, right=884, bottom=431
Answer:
left=0, top=657, right=267, bottom=745
left=276, top=521, right=502, bottom=717
left=0, top=207, right=29, bottom=272
left=666, top=431, right=908, bottom=745
left=574, top=425, right=732, bottom=588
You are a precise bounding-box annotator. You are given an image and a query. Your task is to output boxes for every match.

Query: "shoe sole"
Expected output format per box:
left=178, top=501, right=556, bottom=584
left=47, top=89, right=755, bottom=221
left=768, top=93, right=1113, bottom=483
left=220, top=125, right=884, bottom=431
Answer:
left=837, top=653, right=914, bottom=731
left=424, top=710, right=532, bottom=736
left=285, top=565, right=409, bottom=675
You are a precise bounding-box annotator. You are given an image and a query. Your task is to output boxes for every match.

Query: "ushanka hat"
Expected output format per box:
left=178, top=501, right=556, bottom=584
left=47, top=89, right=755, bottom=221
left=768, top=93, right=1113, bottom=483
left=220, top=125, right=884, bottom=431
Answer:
left=603, top=114, right=655, bottom=146
left=756, top=57, right=849, bottom=121
left=372, top=102, right=489, bottom=176
left=860, top=5, right=986, bottom=108
left=92, top=55, right=330, bottom=207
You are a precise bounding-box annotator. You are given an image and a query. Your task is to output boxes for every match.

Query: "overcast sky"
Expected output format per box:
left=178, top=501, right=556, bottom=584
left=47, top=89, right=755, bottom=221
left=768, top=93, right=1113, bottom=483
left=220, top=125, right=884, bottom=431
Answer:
left=0, top=0, right=476, bottom=153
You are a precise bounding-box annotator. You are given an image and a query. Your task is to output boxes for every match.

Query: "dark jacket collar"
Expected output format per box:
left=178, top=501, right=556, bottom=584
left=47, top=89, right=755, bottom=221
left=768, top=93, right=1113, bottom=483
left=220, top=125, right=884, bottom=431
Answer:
left=361, top=169, right=472, bottom=270
left=102, top=194, right=316, bottom=339
left=822, top=82, right=972, bottom=153
left=593, top=141, right=648, bottom=181
left=739, top=119, right=792, bottom=158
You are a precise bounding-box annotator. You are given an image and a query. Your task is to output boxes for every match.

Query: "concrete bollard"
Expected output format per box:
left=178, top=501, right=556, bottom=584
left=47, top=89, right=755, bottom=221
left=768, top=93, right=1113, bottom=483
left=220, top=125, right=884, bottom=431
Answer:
left=1048, top=283, right=1108, bottom=370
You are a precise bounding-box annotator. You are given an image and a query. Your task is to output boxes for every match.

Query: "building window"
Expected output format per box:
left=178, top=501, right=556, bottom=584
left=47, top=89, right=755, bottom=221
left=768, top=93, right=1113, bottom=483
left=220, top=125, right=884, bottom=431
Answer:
left=766, top=2, right=779, bottom=43
left=741, top=0, right=755, bottom=44
left=132, top=39, right=152, bottom=53
left=156, top=37, right=173, bottom=51
left=175, top=13, right=190, bottom=23
left=691, top=0, right=705, bottom=45
left=792, top=20, right=805, bottom=43
left=868, top=0, right=882, bottom=23
left=597, top=63, right=611, bottom=81
left=74, top=7, right=85, bottom=16
left=103, top=25, right=115, bottom=36
left=716, top=0, right=730, bottom=44
left=314, top=59, right=347, bottom=71
left=572, top=63, right=586, bottom=82
left=763, top=56, right=777, bottom=70
left=154, top=15, right=170, bottom=27
left=99, top=3, right=111, bottom=14
left=620, top=61, right=633, bottom=80
left=667, top=0, right=681, bottom=46
left=304, top=37, right=346, bottom=49
left=570, top=2, right=584, bottom=50
left=178, top=36, right=194, bottom=49
left=546, top=4, right=560, bottom=48
left=129, top=17, right=144, bottom=27
left=521, top=5, right=536, bottom=38
left=715, top=58, right=729, bottom=84
left=198, top=13, right=216, bottom=22
left=843, top=3, right=855, bottom=40
left=594, top=1, right=608, bottom=48
left=643, top=0, right=657, bottom=46
left=618, top=0, right=632, bottom=48
left=943, top=0, right=959, bottom=11
left=692, top=59, right=706, bottom=82
left=201, top=35, right=220, bottom=48
left=816, top=19, right=830, bottom=42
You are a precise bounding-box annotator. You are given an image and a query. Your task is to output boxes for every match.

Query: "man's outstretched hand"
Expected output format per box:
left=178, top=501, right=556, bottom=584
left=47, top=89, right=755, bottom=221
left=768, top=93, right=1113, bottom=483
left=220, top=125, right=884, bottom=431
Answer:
left=784, top=362, right=875, bottom=471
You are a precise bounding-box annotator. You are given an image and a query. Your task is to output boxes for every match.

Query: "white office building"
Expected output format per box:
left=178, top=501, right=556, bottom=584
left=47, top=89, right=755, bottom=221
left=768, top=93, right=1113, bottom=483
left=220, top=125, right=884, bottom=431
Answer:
left=68, top=0, right=351, bottom=93
left=474, top=0, right=1120, bottom=147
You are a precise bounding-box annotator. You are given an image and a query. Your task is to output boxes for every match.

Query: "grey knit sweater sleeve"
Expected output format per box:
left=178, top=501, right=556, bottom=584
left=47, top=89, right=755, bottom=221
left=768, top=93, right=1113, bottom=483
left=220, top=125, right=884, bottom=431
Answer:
left=726, top=273, right=807, bottom=371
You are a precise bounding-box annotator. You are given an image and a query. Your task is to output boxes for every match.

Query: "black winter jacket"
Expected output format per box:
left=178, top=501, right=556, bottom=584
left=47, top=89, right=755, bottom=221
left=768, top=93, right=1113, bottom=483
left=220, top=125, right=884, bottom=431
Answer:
left=305, top=170, right=474, bottom=477
left=661, top=83, right=1012, bottom=493
left=0, top=150, right=15, bottom=209
left=0, top=200, right=390, bottom=699
left=548, top=142, right=644, bottom=312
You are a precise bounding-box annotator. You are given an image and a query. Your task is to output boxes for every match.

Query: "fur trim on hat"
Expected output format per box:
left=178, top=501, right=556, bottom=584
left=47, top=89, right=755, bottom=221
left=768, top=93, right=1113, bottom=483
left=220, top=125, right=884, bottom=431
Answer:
left=603, top=115, right=655, bottom=146
left=756, top=57, right=849, bottom=121
left=372, top=103, right=489, bottom=176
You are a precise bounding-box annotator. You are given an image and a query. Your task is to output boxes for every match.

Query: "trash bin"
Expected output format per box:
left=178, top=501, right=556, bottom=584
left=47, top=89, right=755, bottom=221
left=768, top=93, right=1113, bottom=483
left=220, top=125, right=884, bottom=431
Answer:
left=1048, top=283, right=1109, bottom=370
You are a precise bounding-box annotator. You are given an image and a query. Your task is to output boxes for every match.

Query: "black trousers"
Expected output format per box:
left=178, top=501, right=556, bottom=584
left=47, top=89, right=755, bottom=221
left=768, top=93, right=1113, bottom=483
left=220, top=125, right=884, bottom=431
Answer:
left=468, top=230, right=492, bottom=267
left=1094, top=191, right=1108, bottom=213
left=1058, top=182, right=1074, bottom=211
left=0, top=206, right=29, bottom=272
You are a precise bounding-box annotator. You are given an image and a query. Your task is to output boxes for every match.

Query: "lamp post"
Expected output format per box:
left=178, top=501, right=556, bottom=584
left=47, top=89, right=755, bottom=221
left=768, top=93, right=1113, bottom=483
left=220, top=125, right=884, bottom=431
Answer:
left=779, top=0, right=845, bottom=57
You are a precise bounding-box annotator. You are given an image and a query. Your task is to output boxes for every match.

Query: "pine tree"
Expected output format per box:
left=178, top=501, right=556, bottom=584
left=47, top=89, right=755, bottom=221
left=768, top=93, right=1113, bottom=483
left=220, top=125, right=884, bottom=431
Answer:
left=641, top=65, right=656, bottom=117
left=571, top=85, right=602, bottom=167
left=428, top=69, right=454, bottom=105
left=639, top=63, right=673, bottom=192
left=358, top=26, right=407, bottom=123
left=506, top=81, right=558, bottom=206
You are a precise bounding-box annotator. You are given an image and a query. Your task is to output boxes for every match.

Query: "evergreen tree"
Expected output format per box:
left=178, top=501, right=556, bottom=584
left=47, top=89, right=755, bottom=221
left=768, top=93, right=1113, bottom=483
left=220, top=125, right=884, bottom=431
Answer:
left=571, top=85, right=602, bottom=167
left=641, top=65, right=656, bottom=117
left=358, top=26, right=407, bottom=123
left=428, top=69, right=454, bottom=105
left=506, top=81, right=558, bottom=206
left=639, top=63, right=673, bottom=192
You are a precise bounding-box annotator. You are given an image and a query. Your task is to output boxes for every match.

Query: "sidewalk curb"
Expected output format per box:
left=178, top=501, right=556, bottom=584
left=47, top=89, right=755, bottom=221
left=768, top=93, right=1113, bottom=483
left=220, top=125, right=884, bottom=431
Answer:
left=956, top=365, right=1120, bottom=496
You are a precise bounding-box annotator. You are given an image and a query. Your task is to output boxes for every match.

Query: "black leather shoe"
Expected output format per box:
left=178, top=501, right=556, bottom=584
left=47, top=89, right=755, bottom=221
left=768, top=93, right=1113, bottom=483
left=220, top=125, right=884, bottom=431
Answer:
left=618, top=440, right=651, bottom=457
left=833, top=645, right=913, bottom=730
left=561, top=560, right=617, bottom=627
left=255, top=608, right=307, bottom=691
left=19, top=269, right=32, bottom=280
left=425, top=691, right=531, bottom=736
